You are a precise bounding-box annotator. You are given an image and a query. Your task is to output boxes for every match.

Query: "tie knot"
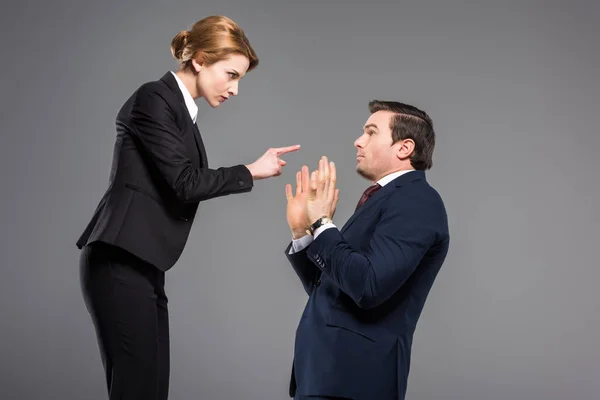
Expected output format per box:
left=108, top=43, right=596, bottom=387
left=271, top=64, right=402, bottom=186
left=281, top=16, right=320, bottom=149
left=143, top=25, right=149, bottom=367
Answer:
left=364, top=183, right=381, bottom=196
left=355, top=183, right=382, bottom=211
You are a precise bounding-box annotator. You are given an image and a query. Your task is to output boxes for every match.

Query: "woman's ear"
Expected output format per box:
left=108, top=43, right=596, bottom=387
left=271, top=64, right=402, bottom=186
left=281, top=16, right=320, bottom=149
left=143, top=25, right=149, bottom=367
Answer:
left=191, top=57, right=203, bottom=73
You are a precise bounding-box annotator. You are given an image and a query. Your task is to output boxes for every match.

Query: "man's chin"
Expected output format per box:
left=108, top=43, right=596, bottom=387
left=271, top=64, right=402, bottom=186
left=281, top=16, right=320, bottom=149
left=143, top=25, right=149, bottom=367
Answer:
left=356, top=167, right=372, bottom=180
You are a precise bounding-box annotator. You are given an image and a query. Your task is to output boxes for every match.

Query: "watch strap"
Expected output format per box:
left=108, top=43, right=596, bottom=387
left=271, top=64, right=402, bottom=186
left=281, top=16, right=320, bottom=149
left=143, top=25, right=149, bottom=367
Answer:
left=309, top=216, right=332, bottom=235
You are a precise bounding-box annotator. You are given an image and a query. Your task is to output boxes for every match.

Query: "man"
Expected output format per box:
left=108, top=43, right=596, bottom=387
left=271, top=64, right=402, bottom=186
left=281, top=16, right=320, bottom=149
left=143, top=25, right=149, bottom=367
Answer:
left=284, top=100, right=450, bottom=400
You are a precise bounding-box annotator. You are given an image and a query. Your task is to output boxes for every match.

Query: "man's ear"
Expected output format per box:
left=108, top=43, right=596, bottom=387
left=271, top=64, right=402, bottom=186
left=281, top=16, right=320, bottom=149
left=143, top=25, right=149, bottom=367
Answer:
left=396, top=139, right=415, bottom=161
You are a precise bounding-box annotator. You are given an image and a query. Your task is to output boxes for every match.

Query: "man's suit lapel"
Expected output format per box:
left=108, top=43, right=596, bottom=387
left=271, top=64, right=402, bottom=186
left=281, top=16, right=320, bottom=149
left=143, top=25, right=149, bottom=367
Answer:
left=159, top=72, right=208, bottom=166
left=340, top=185, right=391, bottom=234
left=340, top=171, right=425, bottom=234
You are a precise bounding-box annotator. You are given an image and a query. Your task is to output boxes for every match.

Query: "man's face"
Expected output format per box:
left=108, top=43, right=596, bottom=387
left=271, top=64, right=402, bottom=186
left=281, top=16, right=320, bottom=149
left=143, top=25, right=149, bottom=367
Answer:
left=354, top=110, right=398, bottom=182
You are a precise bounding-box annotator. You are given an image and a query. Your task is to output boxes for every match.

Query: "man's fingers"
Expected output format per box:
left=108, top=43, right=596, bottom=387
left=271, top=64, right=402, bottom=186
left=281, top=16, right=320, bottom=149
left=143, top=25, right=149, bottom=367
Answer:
left=332, top=188, right=340, bottom=216
left=295, top=171, right=302, bottom=195
left=275, top=145, right=301, bottom=155
left=301, top=165, right=310, bottom=193
left=332, top=188, right=339, bottom=208
left=327, top=161, right=337, bottom=200
left=329, top=161, right=336, bottom=181
left=317, top=157, right=327, bottom=196
left=316, top=159, right=323, bottom=195
left=310, top=170, right=318, bottom=192
left=285, top=184, right=293, bottom=200
left=322, top=156, right=330, bottom=194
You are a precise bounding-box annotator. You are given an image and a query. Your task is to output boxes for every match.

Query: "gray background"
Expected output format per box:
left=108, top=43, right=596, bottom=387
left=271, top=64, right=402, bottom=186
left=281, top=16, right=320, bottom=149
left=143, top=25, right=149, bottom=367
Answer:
left=1, top=0, right=599, bottom=399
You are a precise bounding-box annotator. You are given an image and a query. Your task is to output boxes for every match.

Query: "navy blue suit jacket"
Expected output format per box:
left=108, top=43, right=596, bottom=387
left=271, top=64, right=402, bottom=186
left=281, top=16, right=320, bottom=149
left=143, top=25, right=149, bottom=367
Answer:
left=286, top=170, right=449, bottom=400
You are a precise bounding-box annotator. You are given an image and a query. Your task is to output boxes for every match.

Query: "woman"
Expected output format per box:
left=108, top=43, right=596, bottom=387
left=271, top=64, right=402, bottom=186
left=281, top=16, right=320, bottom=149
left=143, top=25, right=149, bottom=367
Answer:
left=77, top=15, right=299, bottom=400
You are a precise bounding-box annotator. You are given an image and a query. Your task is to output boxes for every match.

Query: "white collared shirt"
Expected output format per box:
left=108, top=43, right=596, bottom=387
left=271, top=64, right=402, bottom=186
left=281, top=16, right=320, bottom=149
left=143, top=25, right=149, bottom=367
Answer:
left=375, top=169, right=414, bottom=187
left=170, top=71, right=198, bottom=123
left=289, top=169, right=415, bottom=254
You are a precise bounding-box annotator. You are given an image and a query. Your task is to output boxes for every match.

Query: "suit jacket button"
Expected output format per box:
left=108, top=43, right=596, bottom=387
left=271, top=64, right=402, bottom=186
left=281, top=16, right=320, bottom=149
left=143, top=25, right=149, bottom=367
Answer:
left=238, top=180, right=244, bottom=186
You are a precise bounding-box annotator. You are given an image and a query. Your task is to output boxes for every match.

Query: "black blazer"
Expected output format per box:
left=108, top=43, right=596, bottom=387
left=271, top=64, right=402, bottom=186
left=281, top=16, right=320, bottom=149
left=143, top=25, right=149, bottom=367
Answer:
left=76, top=72, right=253, bottom=271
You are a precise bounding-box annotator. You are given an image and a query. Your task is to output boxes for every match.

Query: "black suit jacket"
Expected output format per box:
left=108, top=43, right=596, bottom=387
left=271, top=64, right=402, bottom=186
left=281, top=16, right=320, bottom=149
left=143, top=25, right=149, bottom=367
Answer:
left=76, top=72, right=253, bottom=271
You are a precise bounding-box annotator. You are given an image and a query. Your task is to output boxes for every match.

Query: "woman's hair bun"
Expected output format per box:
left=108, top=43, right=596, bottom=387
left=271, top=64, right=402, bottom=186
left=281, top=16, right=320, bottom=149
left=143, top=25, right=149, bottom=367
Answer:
left=170, top=30, right=190, bottom=60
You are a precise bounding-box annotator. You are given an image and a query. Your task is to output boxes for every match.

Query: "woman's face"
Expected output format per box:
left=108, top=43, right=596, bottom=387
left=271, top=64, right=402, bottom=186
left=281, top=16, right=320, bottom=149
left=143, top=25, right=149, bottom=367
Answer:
left=192, top=54, right=250, bottom=108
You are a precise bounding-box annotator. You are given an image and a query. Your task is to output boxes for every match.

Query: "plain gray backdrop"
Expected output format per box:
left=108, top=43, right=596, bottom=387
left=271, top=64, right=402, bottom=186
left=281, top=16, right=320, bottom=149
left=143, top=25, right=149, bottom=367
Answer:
left=1, top=0, right=599, bottom=399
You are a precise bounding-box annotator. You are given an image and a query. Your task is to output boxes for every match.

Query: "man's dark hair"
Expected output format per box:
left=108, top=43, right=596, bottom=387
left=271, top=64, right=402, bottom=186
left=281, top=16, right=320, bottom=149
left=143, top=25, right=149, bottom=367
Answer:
left=368, top=100, right=435, bottom=170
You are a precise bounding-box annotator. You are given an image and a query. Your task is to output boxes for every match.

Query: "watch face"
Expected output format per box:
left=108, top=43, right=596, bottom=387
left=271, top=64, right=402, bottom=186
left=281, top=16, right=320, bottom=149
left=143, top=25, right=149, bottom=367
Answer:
left=311, top=217, right=330, bottom=231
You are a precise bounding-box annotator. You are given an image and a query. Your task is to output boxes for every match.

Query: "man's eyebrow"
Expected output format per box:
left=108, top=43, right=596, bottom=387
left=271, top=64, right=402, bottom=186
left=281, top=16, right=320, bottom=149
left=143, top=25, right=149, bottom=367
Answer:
left=363, top=123, right=378, bottom=130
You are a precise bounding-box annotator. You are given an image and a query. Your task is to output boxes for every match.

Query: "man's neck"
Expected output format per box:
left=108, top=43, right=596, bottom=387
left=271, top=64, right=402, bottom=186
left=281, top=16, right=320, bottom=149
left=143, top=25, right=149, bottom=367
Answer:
left=374, top=168, right=415, bottom=186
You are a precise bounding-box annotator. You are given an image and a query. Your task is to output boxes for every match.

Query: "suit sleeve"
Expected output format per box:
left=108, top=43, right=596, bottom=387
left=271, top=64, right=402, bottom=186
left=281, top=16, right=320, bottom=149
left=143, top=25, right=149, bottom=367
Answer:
left=285, top=241, right=320, bottom=296
left=305, top=197, right=437, bottom=309
left=128, top=86, right=253, bottom=203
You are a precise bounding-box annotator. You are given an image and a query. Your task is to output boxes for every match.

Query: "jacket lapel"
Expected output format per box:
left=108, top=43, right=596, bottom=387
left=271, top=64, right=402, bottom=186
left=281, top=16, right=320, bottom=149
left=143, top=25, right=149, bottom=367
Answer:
left=340, top=184, right=392, bottom=234
left=192, top=123, right=208, bottom=167
left=160, top=71, right=185, bottom=103
left=340, top=170, right=425, bottom=234
left=159, top=71, right=207, bottom=166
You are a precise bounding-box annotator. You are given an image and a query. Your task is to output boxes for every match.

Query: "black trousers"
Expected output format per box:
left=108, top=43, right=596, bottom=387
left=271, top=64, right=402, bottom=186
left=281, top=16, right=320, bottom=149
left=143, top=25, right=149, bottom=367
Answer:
left=80, top=241, right=169, bottom=400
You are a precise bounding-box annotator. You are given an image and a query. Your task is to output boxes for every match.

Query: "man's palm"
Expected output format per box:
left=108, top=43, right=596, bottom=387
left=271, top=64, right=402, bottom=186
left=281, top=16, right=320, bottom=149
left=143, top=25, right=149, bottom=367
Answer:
left=285, top=166, right=311, bottom=237
left=287, top=192, right=308, bottom=232
left=307, top=157, right=339, bottom=223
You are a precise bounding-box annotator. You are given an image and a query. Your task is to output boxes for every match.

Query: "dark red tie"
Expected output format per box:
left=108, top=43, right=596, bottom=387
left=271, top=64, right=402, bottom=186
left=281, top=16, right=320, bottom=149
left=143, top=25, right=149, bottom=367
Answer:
left=355, top=183, right=382, bottom=211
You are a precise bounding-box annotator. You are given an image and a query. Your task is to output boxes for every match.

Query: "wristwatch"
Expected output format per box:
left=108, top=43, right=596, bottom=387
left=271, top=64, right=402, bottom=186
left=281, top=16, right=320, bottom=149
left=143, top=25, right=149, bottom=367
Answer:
left=308, top=216, right=332, bottom=235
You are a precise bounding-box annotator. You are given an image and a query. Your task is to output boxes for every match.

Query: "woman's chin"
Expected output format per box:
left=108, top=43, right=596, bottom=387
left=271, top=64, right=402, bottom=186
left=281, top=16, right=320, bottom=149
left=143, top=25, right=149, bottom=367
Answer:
left=202, top=97, right=220, bottom=108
